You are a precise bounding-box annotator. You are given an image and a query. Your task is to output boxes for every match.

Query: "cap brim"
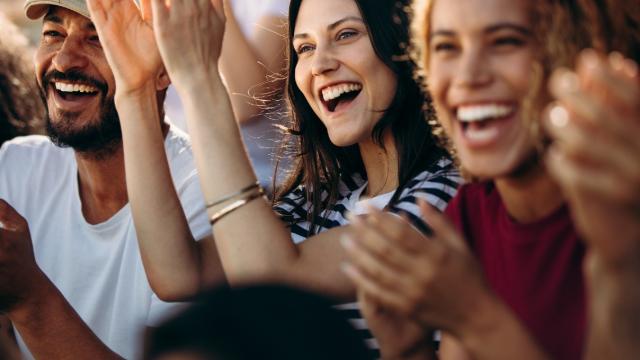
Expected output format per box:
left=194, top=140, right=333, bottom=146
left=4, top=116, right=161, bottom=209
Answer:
left=24, top=1, right=90, bottom=20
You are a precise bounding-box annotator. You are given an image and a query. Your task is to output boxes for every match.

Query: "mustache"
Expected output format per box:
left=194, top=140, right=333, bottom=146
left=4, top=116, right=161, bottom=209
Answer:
left=41, top=70, right=108, bottom=94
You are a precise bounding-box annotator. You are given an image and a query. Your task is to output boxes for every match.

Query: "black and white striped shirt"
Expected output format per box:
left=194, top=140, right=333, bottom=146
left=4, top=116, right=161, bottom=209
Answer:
left=274, top=157, right=462, bottom=356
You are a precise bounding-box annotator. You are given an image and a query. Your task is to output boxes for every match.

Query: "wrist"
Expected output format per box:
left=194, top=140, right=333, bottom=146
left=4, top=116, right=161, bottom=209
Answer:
left=7, top=271, right=57, bottom=326
left=173, top=66, right=223, bottom=96
left=455, top=291, right=509, bottom=352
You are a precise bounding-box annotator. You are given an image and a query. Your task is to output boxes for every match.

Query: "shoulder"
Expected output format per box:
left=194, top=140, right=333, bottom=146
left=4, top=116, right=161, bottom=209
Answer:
left=0, top=135, right=70, bottom=167
left=396, top=157, right=463, bottom=211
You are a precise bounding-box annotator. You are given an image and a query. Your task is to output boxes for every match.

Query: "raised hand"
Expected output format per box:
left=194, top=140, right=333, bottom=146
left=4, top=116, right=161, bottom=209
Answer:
left=149, top=0, right=226, bottom=91
left=341, top=203, right=493, bottom=337
left=545, top=50, right=640, bottom=268
left=87, top=0, right=163, bottom=95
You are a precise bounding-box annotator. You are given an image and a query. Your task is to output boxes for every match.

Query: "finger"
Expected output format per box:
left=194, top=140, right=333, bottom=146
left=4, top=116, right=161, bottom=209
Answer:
left=86, top=0, right=107, bottom=24
left=544, top=103, right=640, bottom=172
left=140, top=0, right=153, bottom=21
left=577, top=50, right=640, bottom=110
left=350, top=212, right=424, bottom=270
left=418, top=200, right=468, bottom=253
left=150, top=0, right=170, bottom=28
left=365, top=207, right=426, bottom=253
left=546, top=145, right=640, bottom=205
left=341, top=231, right=412, bottom=287
left=210, top=0, right=226, bottom=21
left=342, top=262, right=410, bottom=314
left=549, top=69, right=640, bottom=146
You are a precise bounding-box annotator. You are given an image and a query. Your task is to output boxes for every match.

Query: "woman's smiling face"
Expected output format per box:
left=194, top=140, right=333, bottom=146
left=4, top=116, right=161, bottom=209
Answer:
left=292, top=0, right=398, bottom=147
left=426, top=0, right=538, bottom=178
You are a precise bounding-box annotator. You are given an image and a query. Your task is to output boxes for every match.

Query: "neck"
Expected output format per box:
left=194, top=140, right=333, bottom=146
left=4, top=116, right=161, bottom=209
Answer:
left=358, top=130, right=399, bottom=199
left=494, top=162, right=565, bottom=223
left=75, top=146, right=128, bottom=225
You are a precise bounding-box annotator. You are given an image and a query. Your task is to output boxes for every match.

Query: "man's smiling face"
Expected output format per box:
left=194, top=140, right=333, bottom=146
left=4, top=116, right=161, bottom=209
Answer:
left=35, top=6, right=121, bottom=157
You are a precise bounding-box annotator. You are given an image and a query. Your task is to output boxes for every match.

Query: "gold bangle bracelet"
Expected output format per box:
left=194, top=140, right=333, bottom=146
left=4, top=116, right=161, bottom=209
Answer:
left=209, top=190, right=265, bottom=226
left=205, top=181, right=260, bottom=209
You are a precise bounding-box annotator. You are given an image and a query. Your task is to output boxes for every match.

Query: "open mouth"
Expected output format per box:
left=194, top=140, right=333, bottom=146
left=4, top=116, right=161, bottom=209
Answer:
left=52, top=81, right=100, bottom=101
left=455, top=103, right=516, bottom=142
left=320, top=83, right=363, bottom=113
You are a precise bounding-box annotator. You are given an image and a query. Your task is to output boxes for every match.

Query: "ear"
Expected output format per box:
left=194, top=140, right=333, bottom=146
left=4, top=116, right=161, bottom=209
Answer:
left=156, top=67, right=171, bottom=91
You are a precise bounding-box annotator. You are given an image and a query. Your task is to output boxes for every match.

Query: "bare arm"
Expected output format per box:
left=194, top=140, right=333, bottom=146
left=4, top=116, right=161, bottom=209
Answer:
left=150, top=0, right=361, bottom=300
left=0, top=200, right=121, bottom=359
left=545, top=50, right=640, bottom=359
left=219, top=1, right=287, bottom=124
left=87, top=0, right=225, bottom=301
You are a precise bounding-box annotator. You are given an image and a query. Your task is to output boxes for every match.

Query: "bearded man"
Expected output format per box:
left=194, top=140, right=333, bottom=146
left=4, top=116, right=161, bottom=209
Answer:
left=0, top=1, right=215, bottom=358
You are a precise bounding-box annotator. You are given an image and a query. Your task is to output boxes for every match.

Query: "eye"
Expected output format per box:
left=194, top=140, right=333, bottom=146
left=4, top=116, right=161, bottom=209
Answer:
left=432, top=41, right=458, bottom=53
left=337, top=30, right=358, bottom=41
left=493, top=36, right=525, bottom=48
left=296, top=43, right=315, bottom=55
left=43, top=30, right=62, bottom=38
left=88, top=34, right=101, bottom=45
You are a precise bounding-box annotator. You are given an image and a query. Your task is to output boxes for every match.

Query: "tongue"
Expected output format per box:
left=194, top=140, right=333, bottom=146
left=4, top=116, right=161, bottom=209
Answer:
left=60, top=91, right=98, bottom=102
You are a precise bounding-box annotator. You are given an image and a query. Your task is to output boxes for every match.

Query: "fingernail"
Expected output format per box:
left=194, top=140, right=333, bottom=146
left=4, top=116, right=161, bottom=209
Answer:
left=609, top=52, right=625, bottom=72
left=0, top=221, right=5, bottom=230
left=623, top=59, right=639, bottom=78
left=581, top=49, right=599, bottom=71
left=557, top=71, right=580, bottom=93
left=549, top=104, right=570, bottom=128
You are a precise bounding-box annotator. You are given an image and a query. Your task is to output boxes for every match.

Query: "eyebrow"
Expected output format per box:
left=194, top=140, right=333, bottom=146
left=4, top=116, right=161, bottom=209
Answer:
left=430, top=22, right=531, bottom=39
left=293, top=16, right=364, bottom=41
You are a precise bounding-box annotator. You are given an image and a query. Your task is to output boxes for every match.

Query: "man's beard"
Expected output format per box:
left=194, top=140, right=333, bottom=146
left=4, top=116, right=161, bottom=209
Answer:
left=40, top=70, right=122, bottom=160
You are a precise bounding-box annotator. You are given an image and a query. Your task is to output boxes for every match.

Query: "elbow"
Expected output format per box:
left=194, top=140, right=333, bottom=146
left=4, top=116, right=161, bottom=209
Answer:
left=150, top=277, right=201, bottom=302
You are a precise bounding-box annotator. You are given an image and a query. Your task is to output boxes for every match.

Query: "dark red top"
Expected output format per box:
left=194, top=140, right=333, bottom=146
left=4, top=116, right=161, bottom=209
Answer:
left=445, top=182, right=585, bottom=360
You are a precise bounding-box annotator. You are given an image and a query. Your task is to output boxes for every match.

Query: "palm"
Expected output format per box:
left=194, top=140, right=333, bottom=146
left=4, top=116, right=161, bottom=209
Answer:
left=88, top=0, right=162, bottom=93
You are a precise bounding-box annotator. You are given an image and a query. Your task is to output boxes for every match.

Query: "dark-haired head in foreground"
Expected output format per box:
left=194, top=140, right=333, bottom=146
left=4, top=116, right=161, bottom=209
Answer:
left=145, top=285, right=373, bottom=360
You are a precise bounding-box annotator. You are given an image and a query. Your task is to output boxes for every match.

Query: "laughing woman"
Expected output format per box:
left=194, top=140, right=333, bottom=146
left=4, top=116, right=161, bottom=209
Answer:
left=86, top=0, right=459, bottom=355
left=342, top=0, right=640, bottom=359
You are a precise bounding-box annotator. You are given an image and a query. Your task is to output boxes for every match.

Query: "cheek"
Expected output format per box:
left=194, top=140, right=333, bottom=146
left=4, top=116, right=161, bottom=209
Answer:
left=294, top=61, right=310, bottom=97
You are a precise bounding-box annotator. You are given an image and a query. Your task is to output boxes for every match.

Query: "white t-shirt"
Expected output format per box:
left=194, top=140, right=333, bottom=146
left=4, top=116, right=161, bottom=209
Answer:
left=0, top=127, right=210, bottom=360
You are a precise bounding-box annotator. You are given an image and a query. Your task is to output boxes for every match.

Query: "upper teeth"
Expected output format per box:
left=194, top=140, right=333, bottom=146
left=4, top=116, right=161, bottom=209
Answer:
left=457, top=104, right=514, bottom=122
left=54, top=82, right=98, bottom=93
left=322, top=83, right=362, bottom=102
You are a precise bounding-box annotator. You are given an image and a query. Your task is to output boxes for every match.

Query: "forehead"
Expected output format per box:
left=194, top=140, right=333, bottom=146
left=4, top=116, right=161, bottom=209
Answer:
left=294, top=0, right=362, bottom=34
left=430, top=0, right=530, bottom=32
left=43, top=6, right=95, bottom=30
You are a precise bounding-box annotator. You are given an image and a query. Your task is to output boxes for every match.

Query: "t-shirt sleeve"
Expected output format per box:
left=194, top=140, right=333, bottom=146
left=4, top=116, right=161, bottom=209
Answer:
left=387, top=162, right=461, bottom=234
left=272, top=186, right=313, bottom=243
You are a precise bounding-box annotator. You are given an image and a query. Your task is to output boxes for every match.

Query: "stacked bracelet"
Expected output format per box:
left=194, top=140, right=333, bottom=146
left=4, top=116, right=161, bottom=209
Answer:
left=206, top=181, right=260, bottom=209
left=207, top=181, right=265, bottom=226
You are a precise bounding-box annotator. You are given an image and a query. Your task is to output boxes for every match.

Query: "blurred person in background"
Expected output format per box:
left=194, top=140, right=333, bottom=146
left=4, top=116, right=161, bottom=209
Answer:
left=165, top=0, right=290, bottom=188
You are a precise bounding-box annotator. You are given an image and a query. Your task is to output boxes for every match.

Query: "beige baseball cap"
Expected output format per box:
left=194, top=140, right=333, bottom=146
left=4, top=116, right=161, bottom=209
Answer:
left=24, top=0, right=90, bottom=20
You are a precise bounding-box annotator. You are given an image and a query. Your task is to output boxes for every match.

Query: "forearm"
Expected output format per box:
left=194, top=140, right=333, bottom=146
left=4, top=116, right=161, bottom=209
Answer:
left=174, top=71, right=297, bottom=282
left=115, top=84, right=202, bottom=301
left=173, top=72, right=354, bottom=297
left=219, top=10, right=285, bottom=123
left=9, top=274, right=121, bottom=359
left=585, top=253, right=640, bottom=360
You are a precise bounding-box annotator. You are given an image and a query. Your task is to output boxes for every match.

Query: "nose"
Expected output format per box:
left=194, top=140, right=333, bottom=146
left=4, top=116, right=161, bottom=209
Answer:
left=311, top=44, right=339, bottom=77
left=454, top=45, right=492, bottom=88
left=52, top=35, right=89, bottom=73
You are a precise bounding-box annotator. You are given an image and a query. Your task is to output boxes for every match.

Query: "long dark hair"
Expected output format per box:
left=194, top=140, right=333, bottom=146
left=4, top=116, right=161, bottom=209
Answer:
left=274, top=0, right=447, bottom=233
